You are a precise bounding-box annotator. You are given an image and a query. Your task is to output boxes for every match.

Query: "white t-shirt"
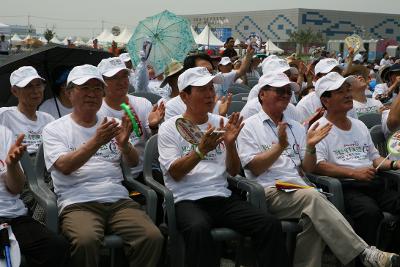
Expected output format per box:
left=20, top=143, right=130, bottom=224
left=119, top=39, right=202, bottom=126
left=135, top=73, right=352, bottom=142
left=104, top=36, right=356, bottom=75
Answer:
left=164, top=95, right=220, bottom=121
left=42, top=114, right=130, bottom=212
left=158, top=114, right=231, bottom=203
left=0, top=126, right=27, bottom=218
left=247, top=84, right=261, bottom=102
left=39, top=97, right=73, bottom=118
left=353, top=98, right=383, bottom=116
left=98, top=95, right=153, bottom=178
left=372, top=83, right=389, bottom=98
left=380, top=58, right=391, bottom=67
left=381, top=110, right=392, bottom=139
left=381, top=109, right=400, bottom=160
left=148, top=79, right=172, bottom=99
left=0, top=107, right=54, bottom=154
left=295, top=91, right=358, bottom=123
left=237, top=111, right=308, bottom=188
left=216, top=71, right=237, bottom=97
left=315, top=117, right=380, bottom=168
left=240, top=98, right=300, bottom=122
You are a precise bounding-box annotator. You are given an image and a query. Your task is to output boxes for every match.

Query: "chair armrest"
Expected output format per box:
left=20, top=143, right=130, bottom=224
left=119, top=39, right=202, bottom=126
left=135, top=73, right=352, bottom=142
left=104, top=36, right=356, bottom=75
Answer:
left=121, top=162, right=158, bottom=222
left=21, top=153, right=58, bottom=233
left=144, top=173, right=179, bottom=245
left=123, top=179, right=157, bottom=222
left=227, top=176, right=266, bottom=209
left=307, top=173, right=345, bottom=213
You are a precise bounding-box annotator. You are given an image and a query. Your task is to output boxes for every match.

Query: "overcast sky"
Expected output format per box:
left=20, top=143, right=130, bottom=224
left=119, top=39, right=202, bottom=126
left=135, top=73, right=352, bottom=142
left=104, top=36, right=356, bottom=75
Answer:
left=2, top=0, right=400, bottom=38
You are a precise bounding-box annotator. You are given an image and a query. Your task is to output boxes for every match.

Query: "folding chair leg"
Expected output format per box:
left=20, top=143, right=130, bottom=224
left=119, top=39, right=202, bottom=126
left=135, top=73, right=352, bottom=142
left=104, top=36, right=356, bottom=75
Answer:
left=110, top=248, right=115, bottom=267
left=234, top=238, right=244, bottom=267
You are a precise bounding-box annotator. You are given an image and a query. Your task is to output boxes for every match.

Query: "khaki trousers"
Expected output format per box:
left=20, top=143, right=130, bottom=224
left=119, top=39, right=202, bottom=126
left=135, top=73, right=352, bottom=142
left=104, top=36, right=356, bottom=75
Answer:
left=60, top=199, right=163, bottom=267
left=265, top=188, right=367, bottom=267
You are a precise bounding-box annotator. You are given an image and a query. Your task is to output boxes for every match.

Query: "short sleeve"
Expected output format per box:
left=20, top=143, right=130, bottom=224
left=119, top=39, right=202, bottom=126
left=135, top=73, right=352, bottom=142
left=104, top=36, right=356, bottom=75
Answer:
left=42, top=124, right=70, bottom=172
left=237, top=121, right=260, bottom=168
left=158, top=121, right=183, bottom=172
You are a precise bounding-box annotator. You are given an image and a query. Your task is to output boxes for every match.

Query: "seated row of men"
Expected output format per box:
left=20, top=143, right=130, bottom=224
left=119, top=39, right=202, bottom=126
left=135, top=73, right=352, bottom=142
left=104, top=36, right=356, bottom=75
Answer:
left=1, top=52, right=400, bottom=267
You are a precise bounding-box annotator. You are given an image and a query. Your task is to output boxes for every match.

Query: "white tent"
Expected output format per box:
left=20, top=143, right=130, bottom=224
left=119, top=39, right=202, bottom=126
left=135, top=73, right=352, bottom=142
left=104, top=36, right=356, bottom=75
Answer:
left=96, top=29, right=114, bottom=44
left=74, top=37, right=86, bottom=46
left=10, top=33, right=22, bottom=45
left=38, top=36, right=47, bottom=43
left=23, top=34, right=32, bottom=42
left=0, top=23, right=10, bottom=34
left=195, top=25, right=224, bottom=47
left=190, top=26, right=199, bottom=42
left=62, top=37, right=69, bottom=45
left=264, top=39, right=284, bottom=54
left=114, top=28, right=132, bottom=45
left=49, top=36, right=62, bottom=44
left=86, top=38, right=94, bottom=46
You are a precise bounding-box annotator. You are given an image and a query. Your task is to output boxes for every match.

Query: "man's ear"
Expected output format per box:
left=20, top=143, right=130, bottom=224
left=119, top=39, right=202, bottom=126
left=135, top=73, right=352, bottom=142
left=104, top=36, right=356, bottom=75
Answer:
left=180, top=91, right=188, bottom=105
left=10, top=86, right=19, bottom=97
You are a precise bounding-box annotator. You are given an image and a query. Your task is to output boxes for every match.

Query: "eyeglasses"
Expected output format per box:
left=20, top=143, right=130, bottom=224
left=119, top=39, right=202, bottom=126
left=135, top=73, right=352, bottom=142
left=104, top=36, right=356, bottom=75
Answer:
left=269, top=86, right=293, bottom=96
left=75, top=85, right=104, bottom=94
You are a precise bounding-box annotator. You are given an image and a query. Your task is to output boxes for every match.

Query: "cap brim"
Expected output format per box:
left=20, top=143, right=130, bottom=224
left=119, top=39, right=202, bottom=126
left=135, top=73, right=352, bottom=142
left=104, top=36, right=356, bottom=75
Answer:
left=15, top=75, right=45, bottom=87
left=316, top=64, right=339, bottom=75
left=318, top=75, right=355, bottom=97
left=192, top=74, right=224, bottom=87
left=103, top=67, right=129, bottom=78
left=71, top=76, right=106, bottom=86
left=259, top=80, right=299, bottom=92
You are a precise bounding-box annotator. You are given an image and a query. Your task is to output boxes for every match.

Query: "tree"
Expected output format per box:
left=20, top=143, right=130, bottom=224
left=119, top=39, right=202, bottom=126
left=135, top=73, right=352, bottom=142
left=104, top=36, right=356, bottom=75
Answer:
left=44, top=29, right=55, bottom=43
left=289, top=28, right=325, bottom=55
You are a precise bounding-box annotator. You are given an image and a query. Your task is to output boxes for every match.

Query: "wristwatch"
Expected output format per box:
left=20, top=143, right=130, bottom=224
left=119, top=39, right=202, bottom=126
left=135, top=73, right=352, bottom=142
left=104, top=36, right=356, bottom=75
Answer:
left=195, top=146, right=205, bottom=160
left=391, top=160, right=398, bottom=170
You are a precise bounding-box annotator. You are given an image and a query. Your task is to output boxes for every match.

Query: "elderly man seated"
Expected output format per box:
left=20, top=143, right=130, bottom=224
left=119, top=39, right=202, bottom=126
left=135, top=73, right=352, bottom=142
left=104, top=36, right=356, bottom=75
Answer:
left=42, top=64, right=163, bottom=267
left=237, top=71, right=398, bottom=267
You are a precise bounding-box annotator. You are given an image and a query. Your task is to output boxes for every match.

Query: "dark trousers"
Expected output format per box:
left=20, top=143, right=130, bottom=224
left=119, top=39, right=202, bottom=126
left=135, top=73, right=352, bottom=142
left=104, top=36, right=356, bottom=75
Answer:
left=175, top=194, right=289, bottom=267
left=6, top=216, right=70, bottom=267
left=343, top=178, right=400, bottom=245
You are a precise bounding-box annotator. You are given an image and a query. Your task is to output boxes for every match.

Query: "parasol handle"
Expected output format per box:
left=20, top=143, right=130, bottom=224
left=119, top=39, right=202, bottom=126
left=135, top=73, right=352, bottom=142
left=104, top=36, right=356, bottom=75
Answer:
left=120, top=103, right=141, bottom=137
left=376, top=153, right=391, bottom=170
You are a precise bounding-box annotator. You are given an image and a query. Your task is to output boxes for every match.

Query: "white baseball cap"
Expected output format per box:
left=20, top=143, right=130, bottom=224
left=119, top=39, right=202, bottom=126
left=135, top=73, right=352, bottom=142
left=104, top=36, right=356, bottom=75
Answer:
left=178, top=67, right=223, bottom=92
left=219, top=57, right=232, bottom=66
left=98, top=57, right=129, bottom=77
left=315, top=72, right=355, bottom=98
left=262, top=58, right=290, bottom=75
left=258, top=72, right=299, bottom=92
left=119, top=53, right=131, bottom=62
left=10, top=66, right=45, bottom=87
left=353, top=54, right=363, bottom=62
left=67, top=64, right=106, bottom=86
left=314, top=58, right=339, bottom=75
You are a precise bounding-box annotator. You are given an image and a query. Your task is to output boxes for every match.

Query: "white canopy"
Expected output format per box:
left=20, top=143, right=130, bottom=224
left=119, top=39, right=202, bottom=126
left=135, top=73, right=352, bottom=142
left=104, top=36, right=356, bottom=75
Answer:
left=10, top=33, right=22, bottom=44
left=114, top=28, right=132, bottom=45
left=96, top=29, right=114, bottom=44
left=38, top=36, right=47, bottom=43
left=74, top=37, right=86, bottom=46
left=195, top=25, right=224, bottom=46
left=86, top=38, right=93, bottom=46
left=50, top=36, right=62, bottom=44
left=264, top=39, right=284, bottom=54
left=0, top=23, right=10, bottom=34
left=190, top=26, right=199, bottom=42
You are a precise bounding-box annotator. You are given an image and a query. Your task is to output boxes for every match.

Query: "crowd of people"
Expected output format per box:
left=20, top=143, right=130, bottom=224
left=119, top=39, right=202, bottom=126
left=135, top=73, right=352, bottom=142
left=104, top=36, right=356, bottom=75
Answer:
left=1, top=34, right=400, bottom=267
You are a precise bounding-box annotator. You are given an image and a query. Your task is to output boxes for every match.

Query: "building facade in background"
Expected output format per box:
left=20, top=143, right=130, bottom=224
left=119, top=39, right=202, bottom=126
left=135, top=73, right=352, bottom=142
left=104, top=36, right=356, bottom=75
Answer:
left=184, top=8, right=400, bottom=53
